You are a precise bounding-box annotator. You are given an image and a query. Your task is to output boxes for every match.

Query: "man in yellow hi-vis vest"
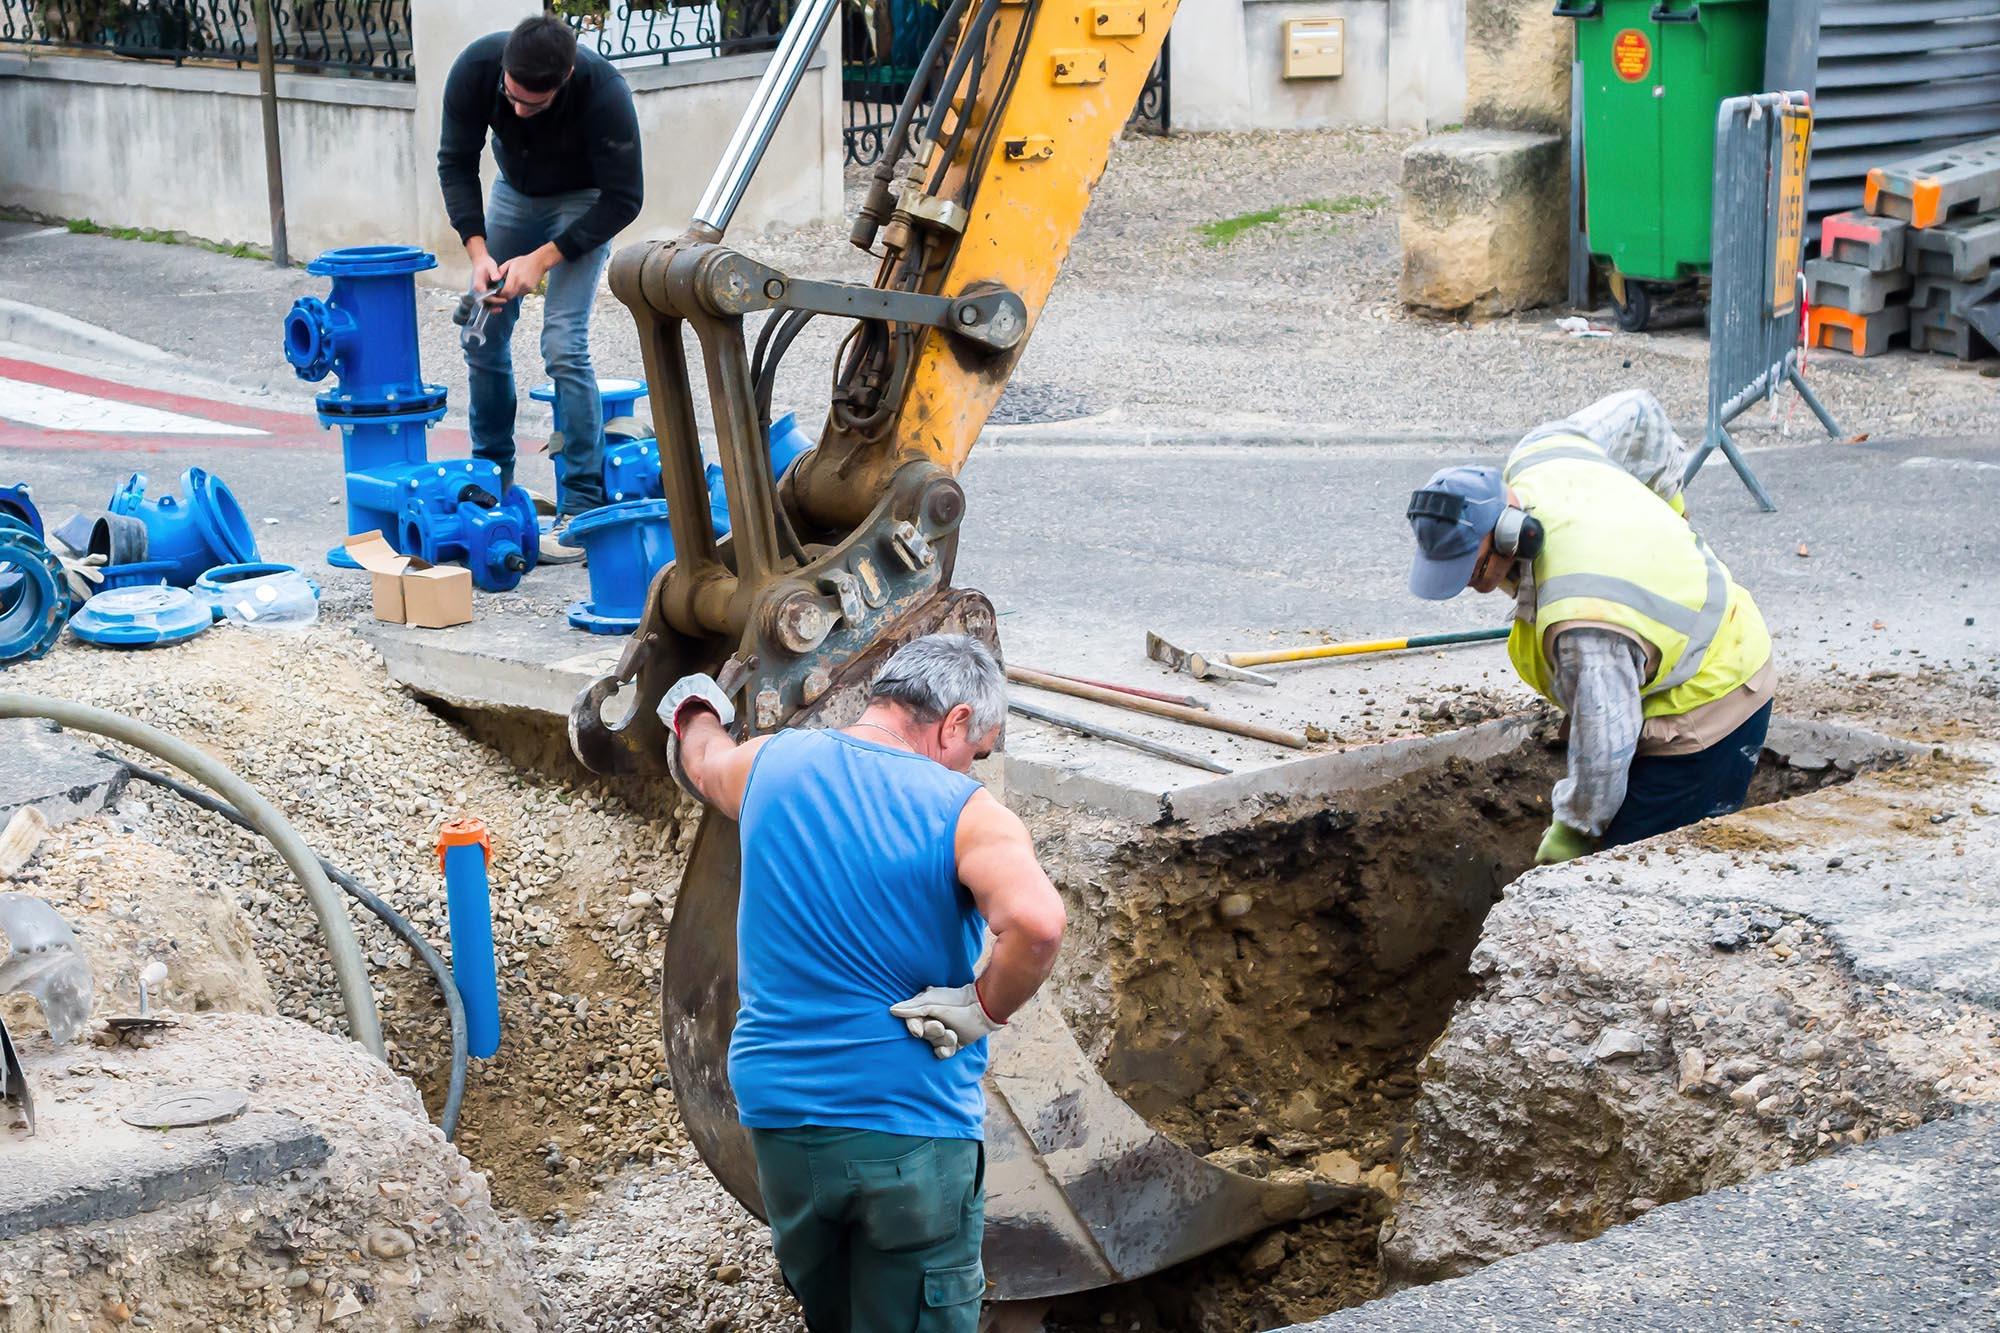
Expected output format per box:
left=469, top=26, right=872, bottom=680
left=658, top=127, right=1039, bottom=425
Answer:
left=1405, top=392, right=1776, bottom=866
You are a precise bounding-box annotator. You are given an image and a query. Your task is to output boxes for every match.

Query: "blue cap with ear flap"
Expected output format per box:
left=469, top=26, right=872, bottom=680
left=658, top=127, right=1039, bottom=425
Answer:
left=1406, top=465, right=1505, bottom=600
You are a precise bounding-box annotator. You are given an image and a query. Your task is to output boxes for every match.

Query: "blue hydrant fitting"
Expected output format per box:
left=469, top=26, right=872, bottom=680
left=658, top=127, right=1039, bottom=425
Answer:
left=0, top=484, right=43, bottom=541
left=0, top=525, right=69, bottom=663
left=437, top=818, right=500, bottom=1060
left=600, top=407, right=818, bottom=505
left=108, top=468, right=261, bottom=587
left=286, top=246, right=538, bottom=593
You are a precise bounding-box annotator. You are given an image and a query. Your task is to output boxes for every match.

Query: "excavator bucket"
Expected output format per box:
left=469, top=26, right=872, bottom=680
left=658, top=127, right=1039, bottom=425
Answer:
left=656, top=594, right=1360, bottom=1301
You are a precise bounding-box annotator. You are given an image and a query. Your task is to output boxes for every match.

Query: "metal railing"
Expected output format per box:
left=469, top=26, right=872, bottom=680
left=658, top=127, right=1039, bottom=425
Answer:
left=1687, top=90, right=1842, bottom=513
left=566, top=0, right=790, bottom=66
left=0, top=0, right=412, bottom=79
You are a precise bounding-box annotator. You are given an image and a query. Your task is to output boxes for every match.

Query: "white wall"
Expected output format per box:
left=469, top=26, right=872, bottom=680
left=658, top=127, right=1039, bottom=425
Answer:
left=0, top=54, right=420, bottom=259
left=0, top=16, right=843, bottom=281
left=1169, top=0, right=1464, bottom=132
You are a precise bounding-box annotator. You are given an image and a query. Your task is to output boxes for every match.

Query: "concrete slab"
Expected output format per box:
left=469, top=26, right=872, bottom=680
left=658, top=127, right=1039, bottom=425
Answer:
left=0, top=719, right=127, bottom=826
left=1290, top=1108, right=2000, bottom=1332
left=0, top=1102, right=328, bottom=1241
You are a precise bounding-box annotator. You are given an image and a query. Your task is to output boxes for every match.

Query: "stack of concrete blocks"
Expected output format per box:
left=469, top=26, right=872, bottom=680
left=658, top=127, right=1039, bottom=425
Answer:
left=1807, top=135, right=2000, bottom=360
left=1399, top=0, right=1570, bottom=318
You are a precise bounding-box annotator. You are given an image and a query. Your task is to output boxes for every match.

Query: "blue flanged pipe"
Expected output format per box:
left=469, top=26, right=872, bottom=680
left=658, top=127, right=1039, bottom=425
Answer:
left=565, top=470, right=736, bottom=634
left=107, top=468, right=261, bottom=587
left=0, top=485, right=43, bottom=541
left=601, top=410, right=817, bottom=506
left=0, top=527, right=69, bottom=663
left=437, top=818, right=500, bottom=1060
left=286, top=246, right=538, bottom=593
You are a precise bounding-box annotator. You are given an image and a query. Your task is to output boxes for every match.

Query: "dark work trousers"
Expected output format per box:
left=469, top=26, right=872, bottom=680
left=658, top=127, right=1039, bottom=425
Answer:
left=750, top=1125, right=986, bottom=1333
left=1602, top=701, right=1774, bottom=848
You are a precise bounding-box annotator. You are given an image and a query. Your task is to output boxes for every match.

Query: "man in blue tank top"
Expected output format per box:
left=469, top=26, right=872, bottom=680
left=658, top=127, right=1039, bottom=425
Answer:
left=664, top=634, right=1067, bottom=1332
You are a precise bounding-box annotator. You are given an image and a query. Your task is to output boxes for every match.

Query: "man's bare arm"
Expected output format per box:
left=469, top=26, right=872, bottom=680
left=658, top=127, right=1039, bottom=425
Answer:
left=954, top=789, right=1066, bottom=1021
left=675, top=713, right=767, bottom=821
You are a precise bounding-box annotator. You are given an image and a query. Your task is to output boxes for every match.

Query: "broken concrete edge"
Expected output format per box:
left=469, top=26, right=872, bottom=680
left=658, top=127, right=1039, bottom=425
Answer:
left=1285, top=1107, right=2000, bottom=1332
left=0, top=717, right=131, bottom=828
left=0, top=1111, right=330, bottom=1242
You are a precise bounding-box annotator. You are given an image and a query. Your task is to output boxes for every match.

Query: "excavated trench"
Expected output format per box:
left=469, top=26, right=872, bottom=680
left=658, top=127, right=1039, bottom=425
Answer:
left=1025, top=722, right=1871, bottom=1333
left=442, top=704, right=1877, bottom=1332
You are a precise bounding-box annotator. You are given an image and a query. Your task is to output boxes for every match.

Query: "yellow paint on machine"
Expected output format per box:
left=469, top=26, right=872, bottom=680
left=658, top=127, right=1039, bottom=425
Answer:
left=891, top=0, right=1178, bottom=476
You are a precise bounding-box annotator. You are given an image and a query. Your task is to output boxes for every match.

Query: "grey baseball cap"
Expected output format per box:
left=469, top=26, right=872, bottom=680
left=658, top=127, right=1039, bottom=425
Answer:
left=1406, top=465, right=1505, bottom=600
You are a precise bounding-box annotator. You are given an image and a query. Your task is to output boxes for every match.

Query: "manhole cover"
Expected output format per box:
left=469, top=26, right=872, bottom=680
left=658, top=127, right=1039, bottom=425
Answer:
left=988, top=383, right=1101, bottom=426
left=120, top=1087, right=249, bottom=1129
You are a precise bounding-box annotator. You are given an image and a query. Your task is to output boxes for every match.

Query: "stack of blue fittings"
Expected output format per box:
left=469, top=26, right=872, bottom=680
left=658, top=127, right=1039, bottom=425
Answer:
left=0, top=485, right=67, bottom=664
left=285, top=245, right=539, bottom=593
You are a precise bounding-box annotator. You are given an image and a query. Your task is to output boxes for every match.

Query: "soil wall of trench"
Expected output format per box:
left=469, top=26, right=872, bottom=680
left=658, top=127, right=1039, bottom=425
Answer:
left=1018, top=717, right=1906, bottom=1332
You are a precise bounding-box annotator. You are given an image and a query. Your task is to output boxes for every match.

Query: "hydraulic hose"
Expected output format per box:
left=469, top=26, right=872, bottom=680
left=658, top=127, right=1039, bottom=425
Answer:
left=123, top=762, right=466, bottom=1140
left=0, top=693, right=384, bottom=1058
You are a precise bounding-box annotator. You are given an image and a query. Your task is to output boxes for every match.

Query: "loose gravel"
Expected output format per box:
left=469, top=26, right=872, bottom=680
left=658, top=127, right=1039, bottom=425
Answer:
left=3, top=626, right=799, bottom=1330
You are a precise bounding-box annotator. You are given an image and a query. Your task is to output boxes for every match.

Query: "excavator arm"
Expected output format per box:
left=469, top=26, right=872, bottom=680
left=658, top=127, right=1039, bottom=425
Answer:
left=567, top=0, right=1355, bottom=1299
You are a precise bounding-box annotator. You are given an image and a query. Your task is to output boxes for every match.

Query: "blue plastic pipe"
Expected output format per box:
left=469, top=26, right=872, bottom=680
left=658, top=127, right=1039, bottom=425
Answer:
left=437, top=819, right=500, bottom=1059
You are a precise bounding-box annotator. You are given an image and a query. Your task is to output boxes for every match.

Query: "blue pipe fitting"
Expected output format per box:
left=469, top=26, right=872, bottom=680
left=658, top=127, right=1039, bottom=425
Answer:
left=599, top=410, right=817, bottom=507
left=565, top=471, right=734, bottom=634
left=288, top=246, right=539, bottom=592
left=107, top=468, right=260, bottom=587
left=437, top=818, right=500, bottom=1059
left=533, top=377, right=649, bottom=512
left=0, top=485, right=43, bottom=541
left=0, top=527, right=69, bottom=663
left=68, top=585, right=212, bottom=649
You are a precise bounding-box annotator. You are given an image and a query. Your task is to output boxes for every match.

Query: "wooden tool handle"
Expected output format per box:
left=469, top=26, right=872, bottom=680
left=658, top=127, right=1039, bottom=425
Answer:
left=1006, top=666, right=1307, bottom=749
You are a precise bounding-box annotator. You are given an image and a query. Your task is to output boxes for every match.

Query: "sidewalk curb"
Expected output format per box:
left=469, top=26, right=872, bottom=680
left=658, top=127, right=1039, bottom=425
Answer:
left=0, top=297, right=178, bottom=370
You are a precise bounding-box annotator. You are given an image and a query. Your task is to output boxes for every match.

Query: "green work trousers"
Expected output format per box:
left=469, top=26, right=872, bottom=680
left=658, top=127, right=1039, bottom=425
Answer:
left=749, top=1125, right=986, bottom=1333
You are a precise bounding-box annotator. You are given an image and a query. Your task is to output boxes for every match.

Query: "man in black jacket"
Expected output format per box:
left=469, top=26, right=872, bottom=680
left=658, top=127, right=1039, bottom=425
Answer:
left=438, top=16, right=642, bottom=561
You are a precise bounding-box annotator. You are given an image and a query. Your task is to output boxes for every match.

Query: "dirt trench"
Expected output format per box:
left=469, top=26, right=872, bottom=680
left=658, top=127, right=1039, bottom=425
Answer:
left=1022, top=723, right=1869, bottom=1333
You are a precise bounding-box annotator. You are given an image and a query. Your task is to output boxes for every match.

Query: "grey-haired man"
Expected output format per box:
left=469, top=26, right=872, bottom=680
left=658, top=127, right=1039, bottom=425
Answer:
left=663, top=634, right=1066, bottom=1331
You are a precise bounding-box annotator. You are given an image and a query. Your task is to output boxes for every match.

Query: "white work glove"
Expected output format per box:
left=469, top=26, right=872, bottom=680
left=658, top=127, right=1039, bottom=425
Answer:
left=58, top=552, right=105, bottom=602
left=889, top=983, right=1004, bottom=1060
left=660, top=673, right=735, bottom=806
left=660, top=672, right=736, bottom=737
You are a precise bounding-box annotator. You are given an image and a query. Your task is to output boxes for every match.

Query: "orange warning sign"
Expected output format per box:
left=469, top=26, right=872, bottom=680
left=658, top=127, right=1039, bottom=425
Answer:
left=1612, top=29, right=1652, bottom=82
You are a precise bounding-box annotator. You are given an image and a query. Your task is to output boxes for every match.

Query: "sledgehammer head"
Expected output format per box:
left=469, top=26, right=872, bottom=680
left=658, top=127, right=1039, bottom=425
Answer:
left=1144, top=631, right=1278, bottom=686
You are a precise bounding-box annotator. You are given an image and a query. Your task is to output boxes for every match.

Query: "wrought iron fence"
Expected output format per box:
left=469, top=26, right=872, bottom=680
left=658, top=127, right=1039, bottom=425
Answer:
left=0, top=0, right=412, bottom=78
left=564, top=0, right=790, bottom=66
left=842, top=27, right=1168, bottom=167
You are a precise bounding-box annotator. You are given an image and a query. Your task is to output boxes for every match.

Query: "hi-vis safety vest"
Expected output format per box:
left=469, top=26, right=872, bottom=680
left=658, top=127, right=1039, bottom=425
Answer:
left=1503, top=433, right=1771, bottom=720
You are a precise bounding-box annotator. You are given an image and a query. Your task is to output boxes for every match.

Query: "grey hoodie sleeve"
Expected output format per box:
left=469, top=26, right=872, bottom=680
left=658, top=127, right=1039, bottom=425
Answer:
left=1548, top=627, right=1646, bottom=837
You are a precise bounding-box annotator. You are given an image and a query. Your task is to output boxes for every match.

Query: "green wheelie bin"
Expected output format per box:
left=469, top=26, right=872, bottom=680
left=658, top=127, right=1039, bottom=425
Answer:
left=1559, top=0, right=1767, bottom=331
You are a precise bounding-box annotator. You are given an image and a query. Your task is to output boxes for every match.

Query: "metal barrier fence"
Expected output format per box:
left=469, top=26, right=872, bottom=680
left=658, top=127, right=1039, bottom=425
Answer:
left=0, top=0, right=412, bottom=79
left=566, top=0, right=789, bottom=66
left=1686, top=90, right=1842, bottom=513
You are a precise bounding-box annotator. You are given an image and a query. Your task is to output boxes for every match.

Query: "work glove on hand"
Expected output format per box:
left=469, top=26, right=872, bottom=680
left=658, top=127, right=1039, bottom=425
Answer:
left=889, top=983, right=1003, bottom=1060
left=660, top=673, right=736, bottom=805
left=1535, top=820, right=1598, bottom=866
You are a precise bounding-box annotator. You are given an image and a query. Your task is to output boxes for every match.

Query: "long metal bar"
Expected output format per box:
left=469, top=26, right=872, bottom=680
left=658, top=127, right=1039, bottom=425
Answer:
left=1007, top=700, right=1230, bottom=774
left=252, top=0, right=288, bottom=267
left=1005, top=666, right=1308, bottom=749
left=691, top=0, right=846, bottom=238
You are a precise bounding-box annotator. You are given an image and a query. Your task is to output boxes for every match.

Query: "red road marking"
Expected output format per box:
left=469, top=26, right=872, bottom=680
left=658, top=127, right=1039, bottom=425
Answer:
left=0, top=355, right=471, bottom=454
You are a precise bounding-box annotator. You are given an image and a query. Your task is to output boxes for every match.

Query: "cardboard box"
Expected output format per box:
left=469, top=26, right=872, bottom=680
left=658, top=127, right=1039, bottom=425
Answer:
left=343, top=531, right=473, bottom=629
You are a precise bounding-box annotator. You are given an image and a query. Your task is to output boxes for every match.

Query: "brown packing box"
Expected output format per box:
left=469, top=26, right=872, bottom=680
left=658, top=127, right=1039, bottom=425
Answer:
left=342, top=531, right=473, bottom=629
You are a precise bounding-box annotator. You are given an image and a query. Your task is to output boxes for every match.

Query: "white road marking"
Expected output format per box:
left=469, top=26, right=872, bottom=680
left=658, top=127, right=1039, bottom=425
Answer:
left=0, top=377, right=264, bottom=435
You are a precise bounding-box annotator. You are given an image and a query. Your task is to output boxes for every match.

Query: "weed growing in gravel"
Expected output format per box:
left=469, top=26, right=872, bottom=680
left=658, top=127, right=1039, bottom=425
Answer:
left=1196, top=194, right=1387, bottom=246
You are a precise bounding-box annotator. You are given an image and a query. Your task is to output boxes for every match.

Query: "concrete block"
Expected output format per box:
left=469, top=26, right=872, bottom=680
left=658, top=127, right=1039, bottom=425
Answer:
left=1464, top=0, right=1571, bottom=134
left=1908, top=210, right=2000, bottom=282
left=1908, top=299, right=1993, bottom=360
left=1400, top=130, right=1568, bottom=319
left=1803, top=257, right=1911, bottom=314
left=0, top=1110, right=327, bottom=1240
left=1819, top=211, right=1907, bottom=271
left=1911, top=271, right=2000, bottom=318
left=0, top=720, right=127, bottom=828
left=1866, top=134, right=2000, bottom=228
left=1808, top=303, right=1909, bottom=358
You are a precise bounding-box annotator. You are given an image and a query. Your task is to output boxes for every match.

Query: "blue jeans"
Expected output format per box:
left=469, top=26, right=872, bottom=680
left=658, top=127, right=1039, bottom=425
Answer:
left=464, top=177, right=612, bottom=517
left=1602, top=701, right=1773, bottom=848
